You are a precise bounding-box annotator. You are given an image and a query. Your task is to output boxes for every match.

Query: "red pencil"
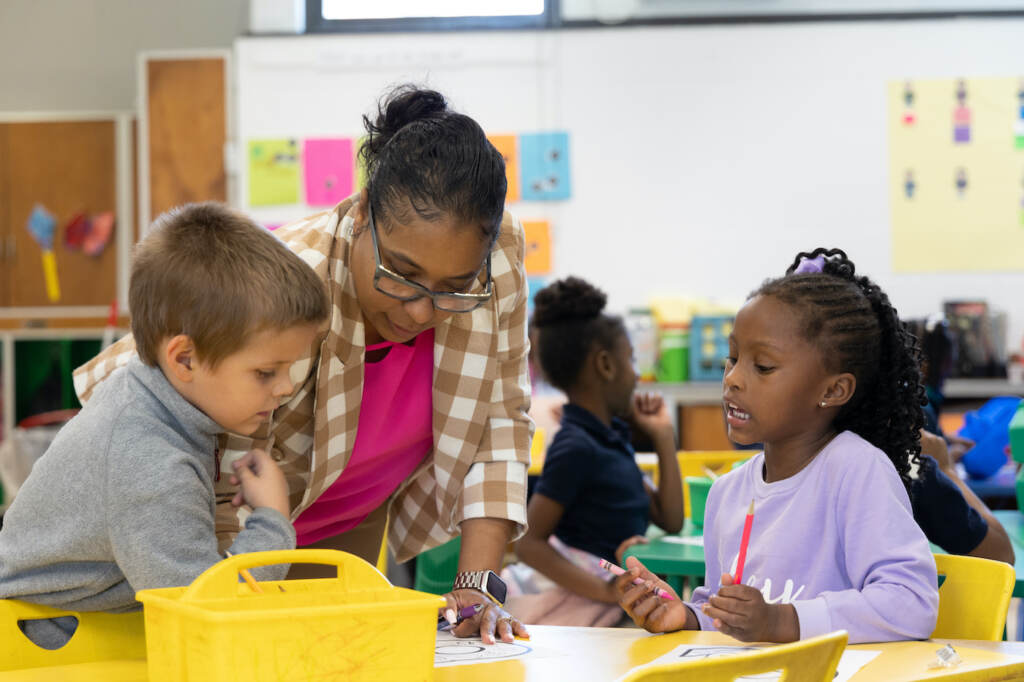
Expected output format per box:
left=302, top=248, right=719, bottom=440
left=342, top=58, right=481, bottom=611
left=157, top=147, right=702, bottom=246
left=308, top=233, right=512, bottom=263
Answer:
left=734, top=499, right=755, bottom=584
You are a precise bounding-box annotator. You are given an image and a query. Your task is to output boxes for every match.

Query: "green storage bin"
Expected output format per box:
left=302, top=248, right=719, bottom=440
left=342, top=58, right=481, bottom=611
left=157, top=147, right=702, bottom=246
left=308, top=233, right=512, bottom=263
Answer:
left=1010, top=404, right=1024, bottom=464
left=685, top=476, right=713, bottom=528
left=413, top=536, right=461, bottom=595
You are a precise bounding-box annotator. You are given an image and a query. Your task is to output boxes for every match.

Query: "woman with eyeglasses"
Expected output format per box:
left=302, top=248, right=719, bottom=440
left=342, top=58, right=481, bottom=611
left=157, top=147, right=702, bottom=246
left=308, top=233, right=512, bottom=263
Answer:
left=74, top=85, right=531, bottom=644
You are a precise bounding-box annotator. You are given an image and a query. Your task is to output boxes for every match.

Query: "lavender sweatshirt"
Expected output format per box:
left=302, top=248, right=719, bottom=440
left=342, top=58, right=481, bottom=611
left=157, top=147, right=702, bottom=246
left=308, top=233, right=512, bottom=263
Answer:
left=689, top=431, right=938, bottom=644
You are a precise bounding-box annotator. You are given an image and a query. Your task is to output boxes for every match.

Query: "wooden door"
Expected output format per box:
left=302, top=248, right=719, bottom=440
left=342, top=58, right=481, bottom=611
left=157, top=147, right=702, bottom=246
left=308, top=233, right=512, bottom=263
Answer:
left=0, top=125, right=9, bottom=307
left=4, top=121, right=118, bottom=308
left=146, top=57, right=227, bottom=223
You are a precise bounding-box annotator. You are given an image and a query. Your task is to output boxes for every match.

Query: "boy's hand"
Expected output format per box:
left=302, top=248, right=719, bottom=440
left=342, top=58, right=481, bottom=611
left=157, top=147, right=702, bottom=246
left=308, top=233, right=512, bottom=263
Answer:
left=615, top=557, right=691, bottom=633
left=229, top=449, right=290, bottom=518
left=631, top=393, right=674, bottom=446
left=702, top=573, right=799, bottom=642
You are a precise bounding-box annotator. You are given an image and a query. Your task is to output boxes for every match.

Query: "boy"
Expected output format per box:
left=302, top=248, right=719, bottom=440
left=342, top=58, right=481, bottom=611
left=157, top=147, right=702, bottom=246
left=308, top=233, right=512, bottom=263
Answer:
left=0, top=203, right=329, bottom=645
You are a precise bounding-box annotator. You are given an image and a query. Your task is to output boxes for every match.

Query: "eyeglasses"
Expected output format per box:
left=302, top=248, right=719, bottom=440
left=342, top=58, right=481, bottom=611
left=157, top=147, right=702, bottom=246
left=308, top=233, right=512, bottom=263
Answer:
left=367, top=205, right=492, bottom=313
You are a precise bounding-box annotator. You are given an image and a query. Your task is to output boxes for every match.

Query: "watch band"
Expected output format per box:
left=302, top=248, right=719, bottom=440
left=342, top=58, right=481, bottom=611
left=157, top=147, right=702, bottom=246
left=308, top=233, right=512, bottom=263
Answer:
left=452, top=570, right=502, bottom=605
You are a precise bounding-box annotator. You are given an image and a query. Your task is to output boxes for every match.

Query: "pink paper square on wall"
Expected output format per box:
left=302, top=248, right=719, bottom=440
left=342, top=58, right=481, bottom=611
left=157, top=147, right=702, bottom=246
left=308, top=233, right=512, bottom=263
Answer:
left=304, top=138, right=354, bottom=206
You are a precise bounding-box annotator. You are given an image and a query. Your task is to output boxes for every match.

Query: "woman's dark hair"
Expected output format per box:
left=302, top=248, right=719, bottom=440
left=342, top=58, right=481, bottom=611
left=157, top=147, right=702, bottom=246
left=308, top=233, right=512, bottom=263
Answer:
left=531, top=277, right=626, bottom=392
left=360, top=85, right=506, bottom=246
left=754, top=247, right=926, bottom=492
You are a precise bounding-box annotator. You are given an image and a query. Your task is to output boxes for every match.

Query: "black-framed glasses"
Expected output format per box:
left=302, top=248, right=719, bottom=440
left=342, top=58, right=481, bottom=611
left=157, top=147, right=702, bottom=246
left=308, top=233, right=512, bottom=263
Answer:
left=367, top=205, right=493, bottom=313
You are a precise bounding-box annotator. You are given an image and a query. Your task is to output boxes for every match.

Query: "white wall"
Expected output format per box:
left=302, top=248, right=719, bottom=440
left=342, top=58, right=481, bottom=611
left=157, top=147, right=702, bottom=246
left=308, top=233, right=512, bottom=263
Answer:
left=236, top=20, right=1024, bottom=349
left=0, top=0, right=247, bottom=111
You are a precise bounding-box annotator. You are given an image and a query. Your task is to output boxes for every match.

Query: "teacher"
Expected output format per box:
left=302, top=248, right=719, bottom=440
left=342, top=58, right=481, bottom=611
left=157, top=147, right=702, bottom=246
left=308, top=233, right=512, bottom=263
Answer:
left=74, top=85, right=532, bottom=643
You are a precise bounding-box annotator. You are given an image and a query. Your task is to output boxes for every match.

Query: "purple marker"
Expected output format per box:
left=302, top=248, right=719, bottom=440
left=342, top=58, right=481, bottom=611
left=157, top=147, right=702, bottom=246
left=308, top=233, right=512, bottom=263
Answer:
left=437, top=603, right=483, bottom=630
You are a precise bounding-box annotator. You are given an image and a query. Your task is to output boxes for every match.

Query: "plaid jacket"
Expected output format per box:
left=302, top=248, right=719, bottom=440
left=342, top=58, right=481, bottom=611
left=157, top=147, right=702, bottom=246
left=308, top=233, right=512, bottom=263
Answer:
left=73, top=197, right=533, bottom=562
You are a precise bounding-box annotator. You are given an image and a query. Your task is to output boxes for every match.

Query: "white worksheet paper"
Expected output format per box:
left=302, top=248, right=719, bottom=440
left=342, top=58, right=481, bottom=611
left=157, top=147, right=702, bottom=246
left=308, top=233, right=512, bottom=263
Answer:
left=434, top=630, right=561, bottom=667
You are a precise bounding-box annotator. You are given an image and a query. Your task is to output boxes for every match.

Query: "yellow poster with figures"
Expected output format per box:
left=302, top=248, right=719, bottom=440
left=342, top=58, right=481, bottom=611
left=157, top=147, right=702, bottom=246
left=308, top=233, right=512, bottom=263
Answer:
left=888, top=77, right=1024, bottom=271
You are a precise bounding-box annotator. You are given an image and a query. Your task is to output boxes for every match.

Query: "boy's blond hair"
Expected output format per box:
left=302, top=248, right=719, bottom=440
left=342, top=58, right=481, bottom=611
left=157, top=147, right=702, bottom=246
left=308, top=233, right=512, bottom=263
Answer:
left=130, top=202, right=329, bottom=368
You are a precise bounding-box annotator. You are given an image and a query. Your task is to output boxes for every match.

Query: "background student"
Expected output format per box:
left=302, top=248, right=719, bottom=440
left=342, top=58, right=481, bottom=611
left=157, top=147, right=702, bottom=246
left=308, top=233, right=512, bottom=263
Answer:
left=0, top=203, right=327, bottom=647
left=914, top=429, right=1015, bottom=564
left=508, top=277, right=683, bottom=626
left=616, top=248, right=938, bottom=644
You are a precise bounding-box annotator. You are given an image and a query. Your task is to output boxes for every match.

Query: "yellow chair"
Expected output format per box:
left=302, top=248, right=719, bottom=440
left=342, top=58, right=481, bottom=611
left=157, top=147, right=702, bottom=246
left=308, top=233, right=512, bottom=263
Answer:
left=620, top=630, right=848, bottom=682
left=0, top=599, right=145, bottom=671
left=528, top=426, right=547, bottom=475
left=932, top=553, right=1014, bottom=641
left=376, top=523, right=389, bottom=576
left=637, top=451, right=748, bottom=519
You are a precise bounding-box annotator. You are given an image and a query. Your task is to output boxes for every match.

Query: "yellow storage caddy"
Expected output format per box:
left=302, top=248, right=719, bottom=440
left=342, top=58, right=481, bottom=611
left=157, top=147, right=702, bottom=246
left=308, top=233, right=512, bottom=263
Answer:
left=0, top=598, right=145, bottom=671
left=136, top=549, right=446, bottom=682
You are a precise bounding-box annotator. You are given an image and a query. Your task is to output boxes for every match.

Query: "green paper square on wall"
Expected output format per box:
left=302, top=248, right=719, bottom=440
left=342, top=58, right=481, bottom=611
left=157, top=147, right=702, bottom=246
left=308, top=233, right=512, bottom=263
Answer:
left=248, top=139, right=299, bottom=206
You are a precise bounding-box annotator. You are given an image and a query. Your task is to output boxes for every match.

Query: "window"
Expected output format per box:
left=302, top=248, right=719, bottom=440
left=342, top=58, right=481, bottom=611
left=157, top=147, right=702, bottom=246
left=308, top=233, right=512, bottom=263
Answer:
left=307, top=0, right=552, bottom=33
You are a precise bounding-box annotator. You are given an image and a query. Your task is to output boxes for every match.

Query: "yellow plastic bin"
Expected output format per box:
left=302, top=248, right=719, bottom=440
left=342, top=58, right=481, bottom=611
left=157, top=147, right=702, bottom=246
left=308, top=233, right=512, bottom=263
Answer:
left=0, top=598, right=145, bottom=671
left=137, top=549, right=446, bottom=682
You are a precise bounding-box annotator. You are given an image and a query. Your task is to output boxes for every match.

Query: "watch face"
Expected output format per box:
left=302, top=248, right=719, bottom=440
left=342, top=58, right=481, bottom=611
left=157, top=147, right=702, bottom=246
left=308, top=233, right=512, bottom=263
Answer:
left=485, top=570, right=508, bottom=605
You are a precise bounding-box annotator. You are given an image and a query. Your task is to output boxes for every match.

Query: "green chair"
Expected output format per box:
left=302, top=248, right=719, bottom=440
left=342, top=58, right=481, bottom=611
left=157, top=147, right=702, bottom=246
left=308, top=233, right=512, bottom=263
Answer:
left=414, top=536, right=461, bottom=595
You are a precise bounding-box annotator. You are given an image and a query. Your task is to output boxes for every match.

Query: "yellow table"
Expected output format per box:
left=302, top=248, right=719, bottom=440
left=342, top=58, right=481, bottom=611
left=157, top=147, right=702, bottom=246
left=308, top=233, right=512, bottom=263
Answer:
left=3, top=626, right=1024, bottom=681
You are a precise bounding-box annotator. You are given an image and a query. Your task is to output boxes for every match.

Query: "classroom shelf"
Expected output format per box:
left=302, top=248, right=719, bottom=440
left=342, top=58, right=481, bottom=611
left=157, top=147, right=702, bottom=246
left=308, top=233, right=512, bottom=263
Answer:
left=648, top=378, right=1023, bottom=406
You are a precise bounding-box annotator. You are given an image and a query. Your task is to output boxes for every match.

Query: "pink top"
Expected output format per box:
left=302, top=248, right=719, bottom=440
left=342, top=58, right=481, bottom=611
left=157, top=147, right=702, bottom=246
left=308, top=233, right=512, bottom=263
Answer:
left=294, top=329, right=434, bottom=545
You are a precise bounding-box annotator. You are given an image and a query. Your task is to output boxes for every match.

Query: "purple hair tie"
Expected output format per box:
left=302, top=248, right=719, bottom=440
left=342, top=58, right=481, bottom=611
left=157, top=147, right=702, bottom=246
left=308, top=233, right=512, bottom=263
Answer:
left=794, top=255, right=825, bottom=274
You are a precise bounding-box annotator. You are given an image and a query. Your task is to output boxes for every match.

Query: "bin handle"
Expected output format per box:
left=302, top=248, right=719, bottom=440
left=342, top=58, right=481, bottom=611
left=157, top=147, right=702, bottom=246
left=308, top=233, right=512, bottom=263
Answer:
left=181, top=549, right=390, bottom=602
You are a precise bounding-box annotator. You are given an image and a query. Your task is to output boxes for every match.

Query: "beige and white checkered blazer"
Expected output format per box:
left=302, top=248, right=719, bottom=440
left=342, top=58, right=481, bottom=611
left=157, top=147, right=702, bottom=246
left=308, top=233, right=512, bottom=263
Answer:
left=73, top=196, right=533, bottom=562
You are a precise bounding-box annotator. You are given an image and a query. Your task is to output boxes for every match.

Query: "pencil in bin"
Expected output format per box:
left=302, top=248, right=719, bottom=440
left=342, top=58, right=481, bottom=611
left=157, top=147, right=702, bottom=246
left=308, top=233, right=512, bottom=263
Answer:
left=224, top=550, right=263, bottom=594
left=599, top=559, right=675, bottom=600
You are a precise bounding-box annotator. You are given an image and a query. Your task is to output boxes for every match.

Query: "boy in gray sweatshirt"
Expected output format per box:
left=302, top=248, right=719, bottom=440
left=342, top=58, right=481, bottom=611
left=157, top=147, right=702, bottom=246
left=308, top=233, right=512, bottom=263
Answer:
left=0, top=203, right=329, bottom=646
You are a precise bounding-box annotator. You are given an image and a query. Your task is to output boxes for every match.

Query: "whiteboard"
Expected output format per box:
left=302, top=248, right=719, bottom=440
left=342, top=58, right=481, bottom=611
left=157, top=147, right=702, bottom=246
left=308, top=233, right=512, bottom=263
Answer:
left=235, top=19, right=1024, bottom=347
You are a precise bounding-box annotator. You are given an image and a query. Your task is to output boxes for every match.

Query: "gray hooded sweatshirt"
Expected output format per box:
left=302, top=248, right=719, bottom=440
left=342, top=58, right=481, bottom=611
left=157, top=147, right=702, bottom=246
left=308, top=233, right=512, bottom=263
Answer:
left=0, top=357, right=295, bottom=642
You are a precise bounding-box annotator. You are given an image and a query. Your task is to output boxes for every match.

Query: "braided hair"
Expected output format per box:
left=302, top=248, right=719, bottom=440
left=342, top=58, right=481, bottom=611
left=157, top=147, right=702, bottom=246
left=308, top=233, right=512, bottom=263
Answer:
left=531, top=277, right=626, bottom=393
left=755, top=248, right=926, bottom=492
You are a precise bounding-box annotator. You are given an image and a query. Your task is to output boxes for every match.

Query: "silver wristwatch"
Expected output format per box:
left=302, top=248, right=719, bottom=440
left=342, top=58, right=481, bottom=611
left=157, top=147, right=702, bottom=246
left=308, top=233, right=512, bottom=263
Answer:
left=451, top=569, right=508, bottom=605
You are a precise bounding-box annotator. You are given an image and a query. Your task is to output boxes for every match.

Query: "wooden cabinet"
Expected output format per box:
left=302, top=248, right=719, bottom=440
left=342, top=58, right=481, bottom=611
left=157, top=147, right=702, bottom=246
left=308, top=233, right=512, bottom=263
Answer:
left=141, top=53, right=228, bottom=231
left=0, top=115, right=131, bottom=317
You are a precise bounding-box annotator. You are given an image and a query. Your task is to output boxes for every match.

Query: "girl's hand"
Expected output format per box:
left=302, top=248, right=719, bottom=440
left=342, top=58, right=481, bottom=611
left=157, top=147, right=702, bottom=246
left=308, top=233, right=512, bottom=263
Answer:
left=442, top=589, right=530, bottom=645
left=615, top=535, right=650, bottom=565
left=630, top=393, right=674, bottom=445
left=229, top=449, right=290, bottom=518
left=702, top=573, right=799, bottom=642
left=615, top=557, right=691, bottom=633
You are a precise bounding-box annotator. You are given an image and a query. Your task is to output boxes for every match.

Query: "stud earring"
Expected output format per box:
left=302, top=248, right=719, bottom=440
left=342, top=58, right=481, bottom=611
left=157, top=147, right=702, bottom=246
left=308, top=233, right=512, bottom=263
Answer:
left=819, top=401, right=827, bottom=408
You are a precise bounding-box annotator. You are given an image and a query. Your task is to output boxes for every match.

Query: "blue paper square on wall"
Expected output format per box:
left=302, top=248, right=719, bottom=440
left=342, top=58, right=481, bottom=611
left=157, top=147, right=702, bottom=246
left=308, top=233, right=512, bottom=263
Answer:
left=519, top=132, right=571, bottom=201
left=526, top=275, right=548, bottom=318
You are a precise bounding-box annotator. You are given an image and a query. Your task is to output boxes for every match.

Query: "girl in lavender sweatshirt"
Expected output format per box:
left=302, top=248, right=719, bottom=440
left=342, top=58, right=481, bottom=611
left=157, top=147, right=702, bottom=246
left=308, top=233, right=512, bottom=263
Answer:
left=616, top=248, right=939, bottom=644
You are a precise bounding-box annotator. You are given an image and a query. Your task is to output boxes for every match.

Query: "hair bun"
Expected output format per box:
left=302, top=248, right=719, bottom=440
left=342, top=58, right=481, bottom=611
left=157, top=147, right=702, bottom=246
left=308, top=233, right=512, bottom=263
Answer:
left=363, top=86, right=448, bottom=151
left=532, top=276, right=607, bottom=327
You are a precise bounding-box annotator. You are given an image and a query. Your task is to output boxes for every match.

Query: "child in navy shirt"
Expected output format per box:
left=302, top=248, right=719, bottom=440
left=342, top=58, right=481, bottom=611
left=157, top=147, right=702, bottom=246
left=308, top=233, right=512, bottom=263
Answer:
left=507, top=277, right=683, bottom=625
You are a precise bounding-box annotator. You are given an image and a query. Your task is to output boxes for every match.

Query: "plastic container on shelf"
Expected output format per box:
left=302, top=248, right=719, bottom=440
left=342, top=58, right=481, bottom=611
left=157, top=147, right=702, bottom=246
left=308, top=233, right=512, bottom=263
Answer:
left=689, top=315, right=734, bottom=382
left=656, top=323, right=690, bottom=383
left=626, top=308, right=658, bottom=382
left=136, top=549, right=445, bottom=682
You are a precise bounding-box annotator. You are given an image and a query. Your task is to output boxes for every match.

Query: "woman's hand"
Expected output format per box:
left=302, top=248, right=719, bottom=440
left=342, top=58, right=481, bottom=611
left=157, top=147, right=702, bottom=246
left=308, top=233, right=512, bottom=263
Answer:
left=702, top=573, right=799, bottom=642
left=442, top=589, right=530, bottom=645
left=615, top=557, right=691, bottom=633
